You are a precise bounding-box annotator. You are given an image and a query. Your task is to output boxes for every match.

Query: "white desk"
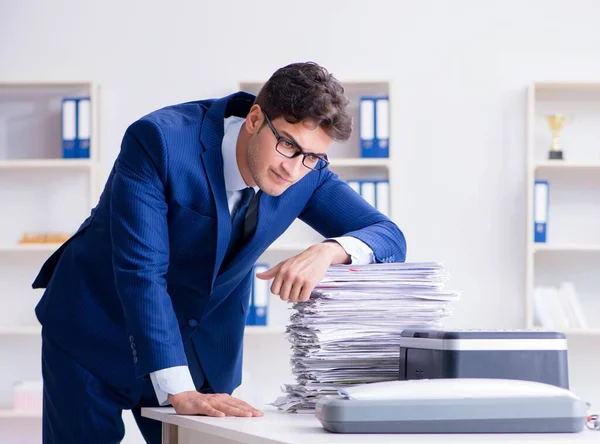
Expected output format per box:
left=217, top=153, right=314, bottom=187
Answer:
left=142, top=407, right=597, bottom=444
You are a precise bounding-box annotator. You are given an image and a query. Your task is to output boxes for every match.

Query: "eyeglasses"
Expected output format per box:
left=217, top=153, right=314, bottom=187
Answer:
left=262, top=112, right=329, bottom=171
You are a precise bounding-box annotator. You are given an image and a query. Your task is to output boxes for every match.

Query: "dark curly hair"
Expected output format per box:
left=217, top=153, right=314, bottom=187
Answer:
left=254, top=62, right=352, bottom=142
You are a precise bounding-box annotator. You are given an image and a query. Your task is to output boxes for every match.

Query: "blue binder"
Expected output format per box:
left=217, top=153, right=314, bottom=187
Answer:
left=374, top=97, right=389, bottom=158
left=248, top=264, right=270, bottom=326
left=375, top=180, right=390, bottom=217
left=359, top=97, right=375, bottom=157
left=359, top=180, right=376, bottom=208
left=534, top=180, right=549, bottom=243
left=61, top=98, right=77, bottom=158
left=76, top=97, right=91, bottom=158
left=347, top=180, right=360, bottom=194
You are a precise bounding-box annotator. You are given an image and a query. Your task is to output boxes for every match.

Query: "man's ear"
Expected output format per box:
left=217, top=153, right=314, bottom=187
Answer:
left=245, top=104, right=264, bottom=134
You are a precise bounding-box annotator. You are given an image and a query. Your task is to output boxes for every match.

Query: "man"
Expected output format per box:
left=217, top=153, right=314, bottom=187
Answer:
left=33, top=62, right=406, bottom=443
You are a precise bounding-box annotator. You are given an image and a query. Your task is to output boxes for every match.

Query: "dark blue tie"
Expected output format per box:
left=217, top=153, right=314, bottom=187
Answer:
left=224, top=187, right=256, bottom=265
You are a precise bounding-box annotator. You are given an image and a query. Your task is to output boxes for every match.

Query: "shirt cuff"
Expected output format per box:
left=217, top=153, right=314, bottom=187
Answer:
left=326, top=236, right=375, bottom=265
left=150, top=366, right=196, bottom=406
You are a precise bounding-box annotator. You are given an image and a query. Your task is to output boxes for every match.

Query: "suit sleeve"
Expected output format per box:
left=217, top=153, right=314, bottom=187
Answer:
left=299, top=169, right=407, bottom=263
left=110, top=119, right=187, bottom=379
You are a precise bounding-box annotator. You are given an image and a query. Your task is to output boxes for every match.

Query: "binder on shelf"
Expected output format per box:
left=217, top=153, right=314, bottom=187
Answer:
left=375, top=97, right=390, bottom=158
left=347, top=180, right=390, bottom=216
left=249, top=263, right=270, bottom=326
left=359, top=97, right=375, bottom=157
left=76, top=97, right=91, bottom=158
left=61, top=98, right=77, bottom=158
left=347, top=180, right=360, bottom=194
left=534, top=180, right=548, bottom=243
left=360, top=181, right=376, bottom=208
left=375, top=180, right=390, bottom=217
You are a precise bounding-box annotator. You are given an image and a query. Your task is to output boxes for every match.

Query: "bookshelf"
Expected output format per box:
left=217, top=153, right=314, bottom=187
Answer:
left=0, top=81, right=100, bottom=438
left=525, top=81, right=600, bottom=335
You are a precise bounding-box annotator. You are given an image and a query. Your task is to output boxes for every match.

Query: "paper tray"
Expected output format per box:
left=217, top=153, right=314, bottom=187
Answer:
left=315, top=394, right=587, bottom=434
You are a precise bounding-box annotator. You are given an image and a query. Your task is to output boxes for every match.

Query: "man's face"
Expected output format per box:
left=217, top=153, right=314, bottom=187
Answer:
left=247, top=114, right=332, bottom=196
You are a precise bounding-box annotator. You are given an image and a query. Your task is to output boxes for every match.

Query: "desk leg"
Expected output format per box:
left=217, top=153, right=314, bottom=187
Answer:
left=162, top=423, right=178, bottom=444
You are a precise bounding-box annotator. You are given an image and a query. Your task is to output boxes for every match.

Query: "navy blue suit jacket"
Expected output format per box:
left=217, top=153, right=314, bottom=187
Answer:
left=33, top=92, right=407, bottom=394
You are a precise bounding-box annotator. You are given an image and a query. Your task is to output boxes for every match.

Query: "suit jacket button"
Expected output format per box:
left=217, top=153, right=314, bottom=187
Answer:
left=132, top=349, right=138, bottom=356
left=129, top=335, right=134, bottom=343
left=188, top=319, right=198, bottom=327
left=131, top=343, right=136, bottom=350
left=133, top=356, right=138, bottom=364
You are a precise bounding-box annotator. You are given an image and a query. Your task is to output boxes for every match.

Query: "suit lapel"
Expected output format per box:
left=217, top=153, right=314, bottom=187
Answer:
left=199, top=92, right=255, bottom=286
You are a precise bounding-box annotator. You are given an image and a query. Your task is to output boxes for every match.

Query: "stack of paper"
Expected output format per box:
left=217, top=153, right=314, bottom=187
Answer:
left=272, top=262, right=460, bottom=413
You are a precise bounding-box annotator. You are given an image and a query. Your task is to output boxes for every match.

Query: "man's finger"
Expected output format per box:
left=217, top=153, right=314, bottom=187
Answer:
left=226, top=397, right=257, bottom=411
left=288, top=283, right=302, bottom=303
left=195, top=400, right=225, bottom=417
left=215, top=400, right=253, bottom=417
left=256, top=263, right=279, bottom=280
left=279, top=277, right=293, bottom=301
left=299, top=285, right=312, bottom=302
left=226, top=397, right=263, bottom=416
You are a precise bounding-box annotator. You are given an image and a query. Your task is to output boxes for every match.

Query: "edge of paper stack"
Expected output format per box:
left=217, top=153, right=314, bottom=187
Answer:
left=271, top=261, right=461, bottom=413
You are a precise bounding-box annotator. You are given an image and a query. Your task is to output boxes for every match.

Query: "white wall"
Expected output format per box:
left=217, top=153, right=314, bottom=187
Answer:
left=2, top=0, right=600, bottom=441
left=3, top=0, right=600, bottom=328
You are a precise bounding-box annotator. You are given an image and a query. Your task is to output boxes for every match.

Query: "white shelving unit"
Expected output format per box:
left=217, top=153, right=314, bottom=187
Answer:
left=525, top=81, right=600, bottom=335
left=0, top=82, right=100, bottom=440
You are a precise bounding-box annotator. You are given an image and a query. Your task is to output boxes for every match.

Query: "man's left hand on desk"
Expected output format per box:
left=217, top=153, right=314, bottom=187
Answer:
left=256, top=241, right=350, bottom=303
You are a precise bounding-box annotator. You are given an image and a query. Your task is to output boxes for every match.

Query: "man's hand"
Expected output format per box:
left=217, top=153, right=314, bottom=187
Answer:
left=168, top=391, right=263, bottom=417
left=256, top=241, right=350, bottom=303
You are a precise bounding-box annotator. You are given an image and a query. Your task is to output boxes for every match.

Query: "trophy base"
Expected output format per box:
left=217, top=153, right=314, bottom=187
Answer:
left=548, top=150, right=564, bottom=160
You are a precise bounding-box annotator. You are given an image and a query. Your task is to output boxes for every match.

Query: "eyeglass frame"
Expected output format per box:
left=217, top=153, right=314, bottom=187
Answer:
left=262, top=111, right=330, bottom=171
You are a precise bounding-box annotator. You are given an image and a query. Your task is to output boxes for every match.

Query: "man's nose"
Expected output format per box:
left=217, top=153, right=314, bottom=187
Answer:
left=282, top=156, right=304, bottom=178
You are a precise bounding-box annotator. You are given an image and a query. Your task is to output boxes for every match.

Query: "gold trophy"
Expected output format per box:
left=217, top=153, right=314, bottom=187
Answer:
left=545, top=114, right=568, bottom=160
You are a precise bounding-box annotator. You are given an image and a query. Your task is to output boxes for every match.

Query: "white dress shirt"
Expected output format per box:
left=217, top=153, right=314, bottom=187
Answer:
left=150, top=116, right=375, bottom=405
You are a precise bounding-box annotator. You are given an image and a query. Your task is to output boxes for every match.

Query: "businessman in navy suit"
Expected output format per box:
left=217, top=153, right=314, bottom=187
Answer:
left=33, top=62, right=406, bottom=443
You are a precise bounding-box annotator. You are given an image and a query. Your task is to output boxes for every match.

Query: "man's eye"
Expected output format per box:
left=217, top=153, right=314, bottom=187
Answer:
left=281, top=140, right=295, bottom=148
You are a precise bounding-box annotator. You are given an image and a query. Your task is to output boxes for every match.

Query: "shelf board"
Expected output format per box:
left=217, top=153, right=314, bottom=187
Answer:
left=533, top=244, right=600, bottom=252
left=0, top=159, right=94, bottom=170
left=329, top=158, right=390, bottom=168
left=534, top=81, right=600, bottom=91
left=264, top=243, right=312, bottom=252
left=244, top=326, right=285, bottom=335
left=534, top=160, right=600, bottom=169
left=0, top=244, right=63, bottom=253
left=0, top=326, right=41, bottom=335
left=0, top=409, right=41, bottom=418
